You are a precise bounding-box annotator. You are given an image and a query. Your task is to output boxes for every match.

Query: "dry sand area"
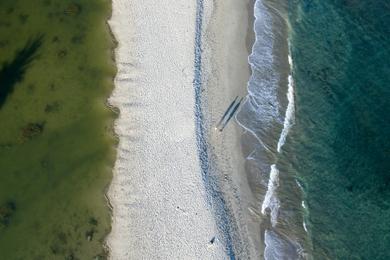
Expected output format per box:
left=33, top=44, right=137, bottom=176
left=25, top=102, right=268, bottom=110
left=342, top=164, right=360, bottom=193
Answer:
left=107, top=0, right=257, bottom=259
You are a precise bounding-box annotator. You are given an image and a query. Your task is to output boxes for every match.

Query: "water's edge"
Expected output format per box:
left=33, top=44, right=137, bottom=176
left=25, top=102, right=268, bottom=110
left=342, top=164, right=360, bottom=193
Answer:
left=236, top=0, right=311, bottom=258
left=104, top=0, right=119, bottom=256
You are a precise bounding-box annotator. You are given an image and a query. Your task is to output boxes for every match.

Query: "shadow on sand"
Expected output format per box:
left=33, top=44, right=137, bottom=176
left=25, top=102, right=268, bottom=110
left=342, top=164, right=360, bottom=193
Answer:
left=0, top=35, right=44, bottom=108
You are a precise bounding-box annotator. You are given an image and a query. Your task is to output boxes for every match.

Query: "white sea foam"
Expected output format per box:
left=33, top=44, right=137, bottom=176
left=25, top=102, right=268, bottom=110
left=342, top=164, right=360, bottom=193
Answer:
left=237, top=0, right=310, bottom=257
left=277, top=65, right=295, bottom=153
left=261, top=164, right=280, bottom=226
left=296, top=180, right=304, bottom=191
left=236, top=0, right=281, bottom=151
left=264, top=230, right=285, bottom=260
left=303, top=220, right=308, bottom=233
left=265, top=230, right=301, bottom=260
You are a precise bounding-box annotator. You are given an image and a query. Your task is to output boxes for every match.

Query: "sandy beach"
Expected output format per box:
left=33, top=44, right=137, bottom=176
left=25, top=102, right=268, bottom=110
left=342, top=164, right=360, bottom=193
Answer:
left=107, top=0, right=256, bottom=258
left=201, top=0, right=262, bottom=258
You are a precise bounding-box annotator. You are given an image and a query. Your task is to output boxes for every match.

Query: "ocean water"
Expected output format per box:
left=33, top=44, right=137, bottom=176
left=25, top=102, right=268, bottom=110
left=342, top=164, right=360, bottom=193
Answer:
left=287, top=0, right=390, bottom=258
left=237, top=0, right=309, bottom=258
left=0, top=0, right=115, bottom=259
left=239, top=0, right=389, bottom=258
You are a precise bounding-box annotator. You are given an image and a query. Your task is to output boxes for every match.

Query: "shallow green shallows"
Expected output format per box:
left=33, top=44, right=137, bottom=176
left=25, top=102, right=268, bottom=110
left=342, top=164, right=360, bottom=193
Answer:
left=0, top=0, right=116, bottom=259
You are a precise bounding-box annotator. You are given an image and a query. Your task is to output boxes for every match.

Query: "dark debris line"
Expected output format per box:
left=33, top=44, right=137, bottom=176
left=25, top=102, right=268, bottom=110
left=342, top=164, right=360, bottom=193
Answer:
left=193, top=1, right=241, bottom=259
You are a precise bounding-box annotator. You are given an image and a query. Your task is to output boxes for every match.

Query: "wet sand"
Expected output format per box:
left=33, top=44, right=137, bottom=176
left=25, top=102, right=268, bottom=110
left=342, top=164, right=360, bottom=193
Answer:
left=202, top=0, right=261, bottom=258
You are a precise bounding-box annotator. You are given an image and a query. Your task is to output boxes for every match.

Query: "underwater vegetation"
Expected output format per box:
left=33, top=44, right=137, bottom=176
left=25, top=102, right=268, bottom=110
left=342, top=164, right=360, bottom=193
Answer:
left=0, top=1, right=116, bottom=259
left=0, top=35, right=43, bottom=108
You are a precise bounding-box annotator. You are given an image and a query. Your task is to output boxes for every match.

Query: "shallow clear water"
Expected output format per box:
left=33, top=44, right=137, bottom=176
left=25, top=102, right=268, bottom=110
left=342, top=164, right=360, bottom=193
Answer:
left=0, top=1, right=115, bottom=259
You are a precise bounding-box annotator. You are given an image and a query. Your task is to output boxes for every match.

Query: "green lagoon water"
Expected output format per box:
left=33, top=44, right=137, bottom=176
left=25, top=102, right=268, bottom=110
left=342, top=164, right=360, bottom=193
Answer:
left=0, top=0, right=116, bottom=259
left=286, top=0, right=390, bottom=258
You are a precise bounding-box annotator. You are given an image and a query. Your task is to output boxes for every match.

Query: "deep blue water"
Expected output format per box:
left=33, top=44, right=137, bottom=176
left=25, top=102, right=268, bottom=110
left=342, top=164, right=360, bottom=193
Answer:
left=286, top=0, right=390, bottom=258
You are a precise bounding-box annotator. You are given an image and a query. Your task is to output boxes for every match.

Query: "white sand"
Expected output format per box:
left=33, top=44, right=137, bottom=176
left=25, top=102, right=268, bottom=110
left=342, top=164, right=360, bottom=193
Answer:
left=107, top=0, right=258, bottom=258
left=107, top=0, right=225, bottom=259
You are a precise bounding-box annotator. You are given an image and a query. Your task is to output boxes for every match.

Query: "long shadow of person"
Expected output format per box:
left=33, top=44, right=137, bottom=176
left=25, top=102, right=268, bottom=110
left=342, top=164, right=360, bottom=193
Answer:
left=0, top=35, right=44, bottom=108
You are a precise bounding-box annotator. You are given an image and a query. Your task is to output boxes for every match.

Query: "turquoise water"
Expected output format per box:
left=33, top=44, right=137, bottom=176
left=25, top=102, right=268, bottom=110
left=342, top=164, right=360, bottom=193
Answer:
left=286, top=0, right=390, bottom=258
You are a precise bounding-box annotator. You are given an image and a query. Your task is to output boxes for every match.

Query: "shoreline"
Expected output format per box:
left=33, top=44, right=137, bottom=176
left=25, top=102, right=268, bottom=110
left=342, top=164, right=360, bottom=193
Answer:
left=201, top=0, right=260, bottom=258
left=107, top=0, right=258, bottom=258
left=236, top=0, right=311, bottom=258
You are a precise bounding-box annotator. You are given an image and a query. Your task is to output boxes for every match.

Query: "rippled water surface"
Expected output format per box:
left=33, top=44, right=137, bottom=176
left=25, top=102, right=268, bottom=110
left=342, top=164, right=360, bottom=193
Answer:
left=286, top=0, right=390, bottom=258
left=239, top=0, right=389, bottom=258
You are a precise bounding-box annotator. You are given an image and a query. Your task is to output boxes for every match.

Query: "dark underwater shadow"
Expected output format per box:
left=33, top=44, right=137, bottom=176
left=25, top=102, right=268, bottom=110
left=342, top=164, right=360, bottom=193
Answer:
left=0, top=35, right=44, bottom=108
